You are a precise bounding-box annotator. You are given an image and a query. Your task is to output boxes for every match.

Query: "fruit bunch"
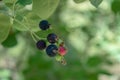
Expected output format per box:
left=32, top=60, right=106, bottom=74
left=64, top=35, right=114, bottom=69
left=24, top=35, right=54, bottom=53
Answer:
left=36, top=20, right=67, bottom=65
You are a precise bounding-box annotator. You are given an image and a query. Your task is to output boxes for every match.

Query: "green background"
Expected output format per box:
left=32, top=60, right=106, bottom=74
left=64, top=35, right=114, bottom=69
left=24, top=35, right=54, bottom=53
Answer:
left=0, top=0, right=120, bottom=80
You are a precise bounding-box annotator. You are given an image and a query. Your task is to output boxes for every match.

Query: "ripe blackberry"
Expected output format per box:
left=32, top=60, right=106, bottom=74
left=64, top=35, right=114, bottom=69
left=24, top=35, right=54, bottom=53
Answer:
left=36, top=40, right=46, bottom=50
left=39, top=20, right=50, bottom=30
left=46, top=44, right=58, bottom=57
left=47, top=33, right=58, bottom=43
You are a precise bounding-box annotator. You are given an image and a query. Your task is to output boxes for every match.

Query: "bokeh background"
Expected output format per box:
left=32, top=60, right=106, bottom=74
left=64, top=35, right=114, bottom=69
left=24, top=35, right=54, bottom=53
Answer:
left=0, top=0, right=120, bottom=80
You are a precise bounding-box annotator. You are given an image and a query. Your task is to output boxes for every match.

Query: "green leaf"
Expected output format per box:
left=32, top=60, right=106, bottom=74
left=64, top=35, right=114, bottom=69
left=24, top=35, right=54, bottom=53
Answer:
left=16, top=0, right=32, bottom=6
left=35, top=29, right=53, bottom=38
left=3, top=0, right=16, bottom=11
left=0, top=13, right=11, bottom=43
left=3, top=0, right=15, bottom=3
left=0, top=1, right=9, bottom=16
left=14, top=0, right=60, bottom=31
left=89, top=0, right=103, bottom=8
left=3, top=0, right=16, bottom=7
left=13, top=12, right=41, bottom=32
left=33, top=0, right=60, bottom=19
left=111, top=0, right=120, bottom=14
left=98, top=69, right=112, bottom=75
left=87, top=56, right=102, bottom=67
left=74, top=0, right=86, bottom=3
left=2, top=32, right=17, bottom=47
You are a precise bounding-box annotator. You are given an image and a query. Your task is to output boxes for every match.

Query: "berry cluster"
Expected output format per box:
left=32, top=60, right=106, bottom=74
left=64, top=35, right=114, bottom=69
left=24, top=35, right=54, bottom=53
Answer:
left=36, top=20, right=67, bottom=65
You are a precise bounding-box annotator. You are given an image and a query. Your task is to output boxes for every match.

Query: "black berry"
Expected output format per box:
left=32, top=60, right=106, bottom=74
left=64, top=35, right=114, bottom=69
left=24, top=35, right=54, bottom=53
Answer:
left=36, top=40, right=46, bottom=50
left=47, top=33, right=58, bottom=43
left=46, top=44, right=58, bottom=57
left=39, top=20, right=50, bottom=30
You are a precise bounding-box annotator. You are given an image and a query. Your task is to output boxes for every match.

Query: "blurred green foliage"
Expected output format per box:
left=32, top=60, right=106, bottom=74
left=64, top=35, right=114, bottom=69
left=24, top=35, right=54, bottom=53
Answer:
left=0, top=0, right=120, bottom=80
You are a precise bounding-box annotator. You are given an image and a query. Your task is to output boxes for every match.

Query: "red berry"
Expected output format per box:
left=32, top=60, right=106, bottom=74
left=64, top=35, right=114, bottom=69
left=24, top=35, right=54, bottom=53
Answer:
left=58, top=46, right=67, bottom=56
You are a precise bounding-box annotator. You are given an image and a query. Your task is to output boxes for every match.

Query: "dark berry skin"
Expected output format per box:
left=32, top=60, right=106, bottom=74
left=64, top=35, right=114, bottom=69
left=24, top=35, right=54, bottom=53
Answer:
left=47, top=33, right=58, bottom=43
left=36, top=40, right=46, bottom=50
left=39, top=20, right=50, bottom=30
left=46, top=44, right=58, bottom=57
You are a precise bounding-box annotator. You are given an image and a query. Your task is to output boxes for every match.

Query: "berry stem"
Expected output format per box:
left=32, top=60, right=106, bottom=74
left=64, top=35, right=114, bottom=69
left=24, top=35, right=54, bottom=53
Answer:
left=33, top=32, right=46, bottom=40
left=12, top=0, right=16, bottom=18
left=23, top=17, right=46, bottom=40
left=14, top=19, right=45, bottom=41
left=14, top=19, right=35, bottom=40
left=14, top=19, right=30, bottom=31
left=31, top=33, right=37, bottom=42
